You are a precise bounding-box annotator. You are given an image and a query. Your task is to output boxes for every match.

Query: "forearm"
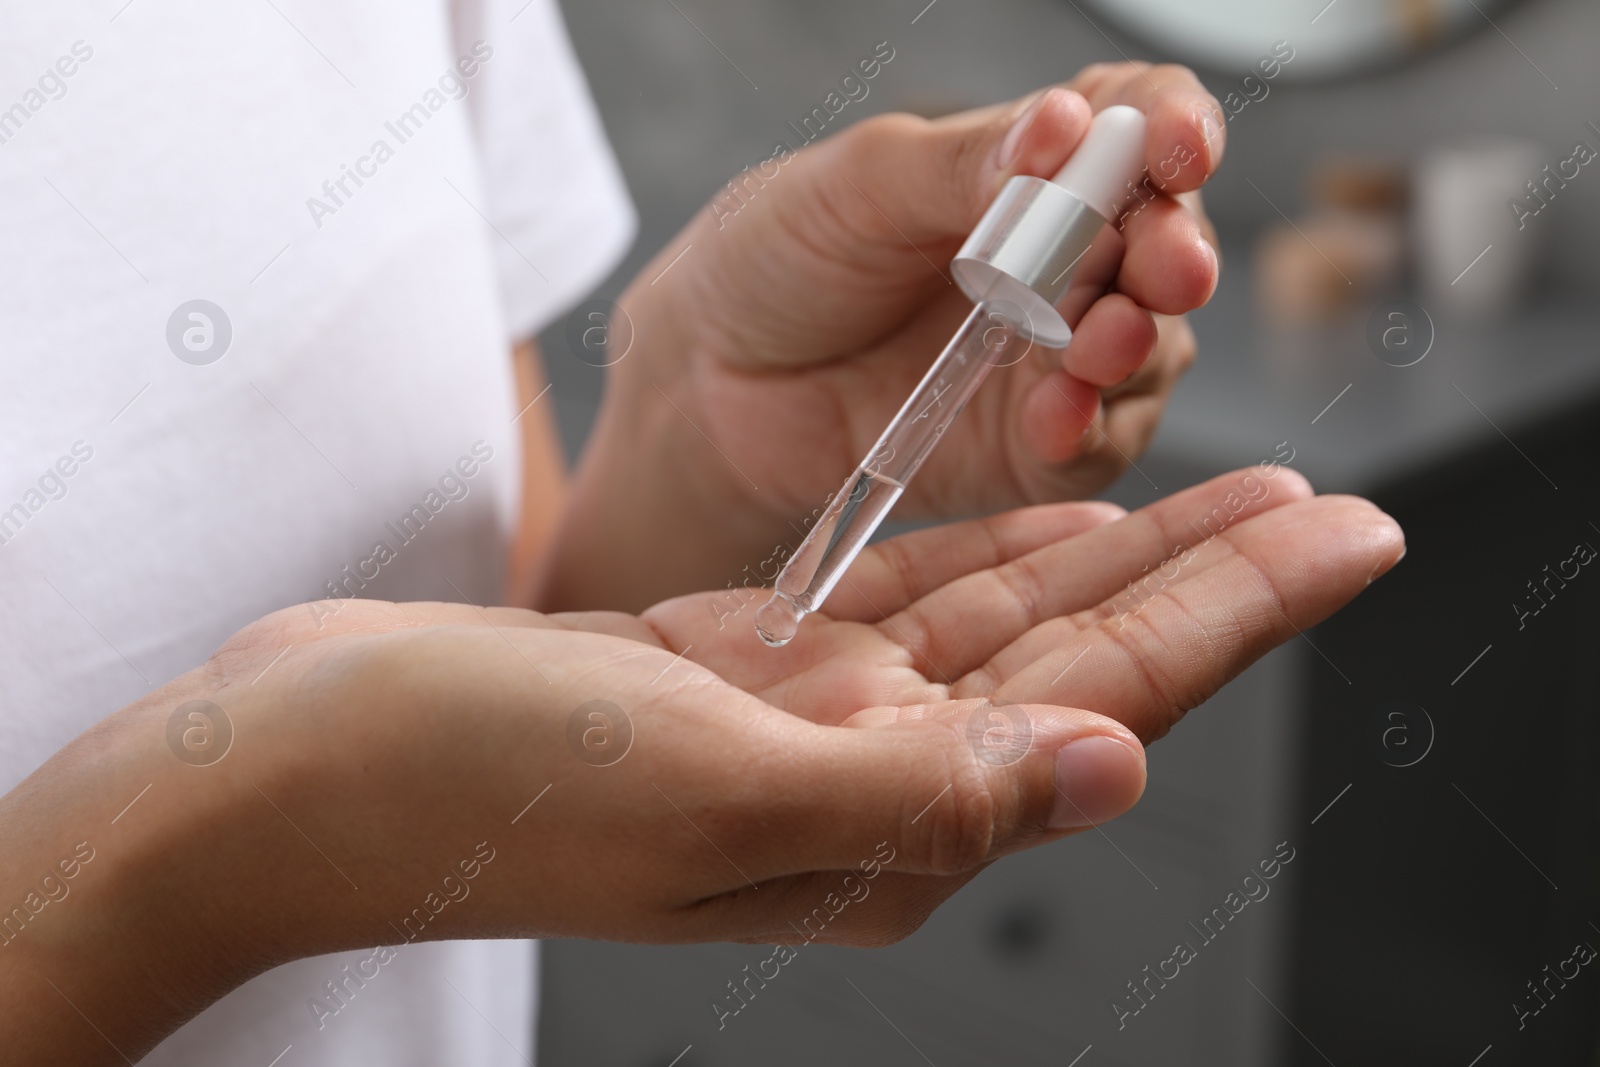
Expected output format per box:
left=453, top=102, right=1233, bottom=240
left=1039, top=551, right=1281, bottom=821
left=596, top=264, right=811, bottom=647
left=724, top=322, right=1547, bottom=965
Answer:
left=0, top=662, right=413, bottom=1063
left=0, top=681, right=262, bottom=1064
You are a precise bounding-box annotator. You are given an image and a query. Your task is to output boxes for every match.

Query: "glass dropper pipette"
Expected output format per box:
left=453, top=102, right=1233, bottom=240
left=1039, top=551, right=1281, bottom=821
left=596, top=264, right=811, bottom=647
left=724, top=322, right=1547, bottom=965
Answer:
left=755, top=104, right=1150, bottom=647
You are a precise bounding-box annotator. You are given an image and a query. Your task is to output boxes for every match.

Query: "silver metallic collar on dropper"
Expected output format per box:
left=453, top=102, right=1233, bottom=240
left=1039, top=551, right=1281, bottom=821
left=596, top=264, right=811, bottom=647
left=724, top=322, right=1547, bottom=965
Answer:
left=951, top=104, right=1148, bottom=347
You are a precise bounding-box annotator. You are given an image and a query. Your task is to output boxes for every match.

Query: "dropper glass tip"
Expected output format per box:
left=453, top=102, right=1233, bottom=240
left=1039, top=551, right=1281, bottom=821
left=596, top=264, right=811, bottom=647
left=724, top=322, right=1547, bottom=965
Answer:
left=755, top=593, right=804, bottom=648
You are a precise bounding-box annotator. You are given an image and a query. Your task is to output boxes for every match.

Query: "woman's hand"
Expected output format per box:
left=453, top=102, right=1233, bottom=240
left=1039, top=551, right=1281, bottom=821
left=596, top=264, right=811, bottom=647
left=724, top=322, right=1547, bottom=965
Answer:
left=0, top=468, right=1400, bottom=1065
left=548, top=62, right=1223, bottom=610
left=633, top=467, right=1395, bottom=753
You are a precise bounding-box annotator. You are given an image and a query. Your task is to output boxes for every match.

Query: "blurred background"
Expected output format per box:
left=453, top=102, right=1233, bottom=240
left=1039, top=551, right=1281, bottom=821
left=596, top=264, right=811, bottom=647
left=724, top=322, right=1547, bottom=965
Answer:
left=536, top=0, right=1600, bottom=1063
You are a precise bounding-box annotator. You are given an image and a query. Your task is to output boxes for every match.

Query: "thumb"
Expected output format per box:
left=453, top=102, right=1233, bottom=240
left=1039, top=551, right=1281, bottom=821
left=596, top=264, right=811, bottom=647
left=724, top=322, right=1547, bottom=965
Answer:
left=805, top=87, right=1095, bottom=252
left=773, top=701, right=1146, bottom=878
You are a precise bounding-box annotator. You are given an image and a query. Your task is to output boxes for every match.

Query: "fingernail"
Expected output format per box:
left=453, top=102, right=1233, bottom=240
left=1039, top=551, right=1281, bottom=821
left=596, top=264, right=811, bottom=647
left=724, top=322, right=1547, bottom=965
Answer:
left=997, top=92, right=1048, bottom=174
left=1201, top=237, right=1221, bottom=301
left=1196, top=107, right=1221, bottom=172
left=1050, top=736, right=1145, bottom=829
left=1074, top=391, right=1102, bottom=447
left=1367, top=544, right=1406, bottom=586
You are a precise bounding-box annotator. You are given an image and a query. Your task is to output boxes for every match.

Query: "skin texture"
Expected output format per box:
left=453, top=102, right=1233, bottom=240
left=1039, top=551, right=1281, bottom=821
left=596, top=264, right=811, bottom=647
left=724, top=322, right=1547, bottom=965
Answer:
left=0, top=468, right=1403, bottom=1064
left=538, top=64, right=1227, bottom=612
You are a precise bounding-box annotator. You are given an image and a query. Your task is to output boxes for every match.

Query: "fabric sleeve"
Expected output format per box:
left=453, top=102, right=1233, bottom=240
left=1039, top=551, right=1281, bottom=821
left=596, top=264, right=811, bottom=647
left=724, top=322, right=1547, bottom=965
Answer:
left=450, top=0, right=638, bottom=342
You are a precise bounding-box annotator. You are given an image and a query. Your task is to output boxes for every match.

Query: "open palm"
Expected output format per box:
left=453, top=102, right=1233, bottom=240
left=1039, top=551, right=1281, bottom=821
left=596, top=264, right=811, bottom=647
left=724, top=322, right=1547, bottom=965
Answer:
left=581, top=467, right=1399, bottom=744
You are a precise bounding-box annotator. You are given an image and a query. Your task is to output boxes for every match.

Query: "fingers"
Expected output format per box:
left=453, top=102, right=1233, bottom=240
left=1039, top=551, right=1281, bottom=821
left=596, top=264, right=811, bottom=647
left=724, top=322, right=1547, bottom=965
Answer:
left=1019, top=369, right=1101, bottom=465
left=747, top=701, right=1144, bottom=881
left=1068, top=62, right=1227, bottom=192
left=1000, top=84, right=1219, bottom=321
left=801, top=60, right=1222, bottom=253
left=1036, top=65, right=1218, bottom=413
left=812, top=87, right=1094, bottom=251
left=1176, top=189, right=1221, bottom=264
left=1055, top=62, right=1219, bottom=419
left=1016, top=204, right=1207, bottom=444
left=1102, top=311, right=1197, bottom=403
left=1114, top=194, right=1219, bottom=312
left=985, top=86, right=1098, bottom=192
left=1057, top=292, right=1158, bottom=388
left=981, top=494, right=1406, bottom=741
left=1046, top=313, right=1192, bottom=470
left=880, top=467, right=1313, bottom=683
left=824, top=500, right=1127, bottom=623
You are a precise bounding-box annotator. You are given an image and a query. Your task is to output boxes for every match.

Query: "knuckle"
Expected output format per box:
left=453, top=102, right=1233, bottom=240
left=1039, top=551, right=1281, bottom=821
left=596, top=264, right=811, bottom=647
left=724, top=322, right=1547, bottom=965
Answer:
left=843, top=110, right=930, bottom=162
left=916, top=735, right=998, bottom=875
left=885, top=601, right=940, bottom=680
left=947, top=118, right=994, bottom=180
left=1093, top=594, right=1209, bottom=740
left=992, top=556, right=1047, bottom=630
left=875, top=536, right=922, bottom=618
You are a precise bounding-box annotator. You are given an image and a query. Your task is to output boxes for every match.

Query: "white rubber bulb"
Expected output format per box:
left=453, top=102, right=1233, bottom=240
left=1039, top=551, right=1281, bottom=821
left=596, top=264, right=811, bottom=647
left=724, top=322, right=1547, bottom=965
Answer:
left=1051, top=104, right=1148, bottom=222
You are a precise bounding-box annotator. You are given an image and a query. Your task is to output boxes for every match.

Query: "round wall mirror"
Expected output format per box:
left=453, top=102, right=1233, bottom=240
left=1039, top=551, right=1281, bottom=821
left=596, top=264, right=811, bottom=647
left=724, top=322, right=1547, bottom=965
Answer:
left=1079, top=0, right=1519, bottom=80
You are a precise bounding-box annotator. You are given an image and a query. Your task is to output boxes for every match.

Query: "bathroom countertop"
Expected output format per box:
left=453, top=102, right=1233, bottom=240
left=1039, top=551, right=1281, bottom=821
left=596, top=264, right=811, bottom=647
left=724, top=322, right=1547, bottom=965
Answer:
left=1146, top=260, right=1600, bottom=494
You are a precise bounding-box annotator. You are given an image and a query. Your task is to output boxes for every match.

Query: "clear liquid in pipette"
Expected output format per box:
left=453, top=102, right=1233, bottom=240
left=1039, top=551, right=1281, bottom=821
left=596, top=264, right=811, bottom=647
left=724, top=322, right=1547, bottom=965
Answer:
left=755, top=300, right=1023, bottom=648
left=754, top=467, right=905, bottom=647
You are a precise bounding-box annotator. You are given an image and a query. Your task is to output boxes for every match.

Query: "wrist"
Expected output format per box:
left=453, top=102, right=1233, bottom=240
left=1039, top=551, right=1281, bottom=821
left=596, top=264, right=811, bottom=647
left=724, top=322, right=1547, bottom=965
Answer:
left=0, top=678, right=282, bottom=1063
left=537, top=284, right=789, bottom=612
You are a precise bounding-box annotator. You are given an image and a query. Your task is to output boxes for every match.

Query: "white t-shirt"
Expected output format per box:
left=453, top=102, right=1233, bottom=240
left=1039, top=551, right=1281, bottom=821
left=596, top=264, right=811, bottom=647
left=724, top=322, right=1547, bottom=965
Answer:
left=0, top=1, right=634, bottom=1063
